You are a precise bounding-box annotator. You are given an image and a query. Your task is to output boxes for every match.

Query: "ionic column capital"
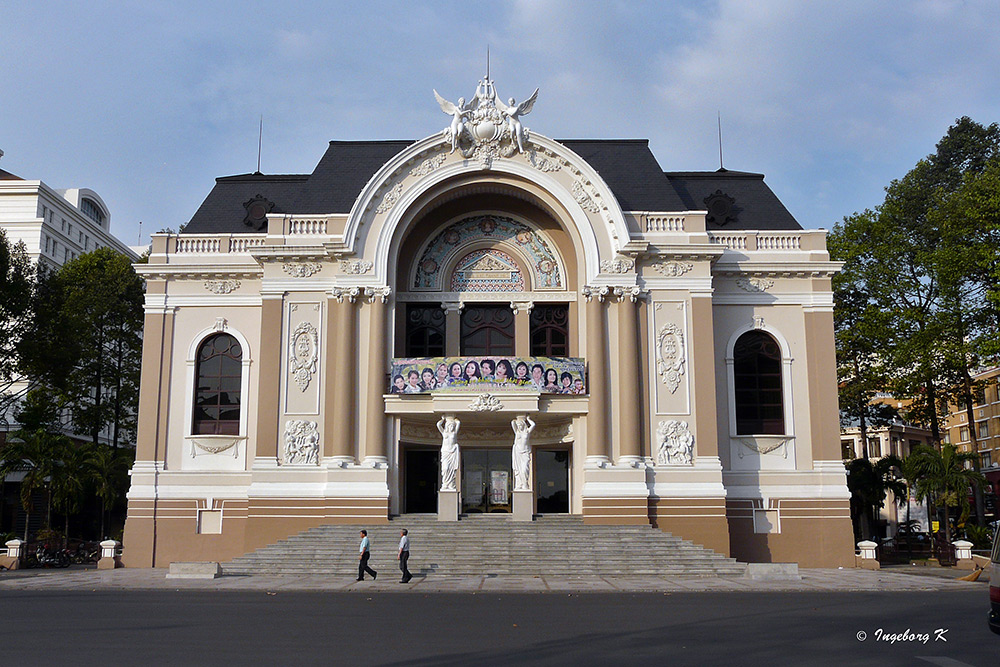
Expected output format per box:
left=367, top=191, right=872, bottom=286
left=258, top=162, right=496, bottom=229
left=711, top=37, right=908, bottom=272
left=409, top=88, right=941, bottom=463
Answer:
left=331, top=286, right=361, bottom=303
left=582, top=285, right=610, bottom=302
left=365, top=286, right=392, bottom=303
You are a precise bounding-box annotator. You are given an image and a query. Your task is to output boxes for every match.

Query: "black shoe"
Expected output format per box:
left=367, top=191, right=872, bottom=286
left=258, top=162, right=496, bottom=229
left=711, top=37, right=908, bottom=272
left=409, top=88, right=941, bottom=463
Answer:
left=356, top=578, right=364, bottom=581
left=399, top=580, right=406, bottom=583
left=373, top=572, right=377, bottom=580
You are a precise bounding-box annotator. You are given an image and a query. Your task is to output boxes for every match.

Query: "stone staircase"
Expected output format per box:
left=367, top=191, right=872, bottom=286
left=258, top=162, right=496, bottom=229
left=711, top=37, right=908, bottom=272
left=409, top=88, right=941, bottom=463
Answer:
left=222, top=515, right=746, bottom=577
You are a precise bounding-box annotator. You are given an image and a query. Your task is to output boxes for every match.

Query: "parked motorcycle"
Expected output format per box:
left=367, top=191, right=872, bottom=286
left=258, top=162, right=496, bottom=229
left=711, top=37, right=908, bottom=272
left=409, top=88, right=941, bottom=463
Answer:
left=34, top=544, right=71, bottom=568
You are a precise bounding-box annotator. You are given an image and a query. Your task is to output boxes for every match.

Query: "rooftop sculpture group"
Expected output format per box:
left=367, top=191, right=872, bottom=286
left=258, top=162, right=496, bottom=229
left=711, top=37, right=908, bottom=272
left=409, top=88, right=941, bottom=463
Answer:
left=434, top=77, right=538, bottom=167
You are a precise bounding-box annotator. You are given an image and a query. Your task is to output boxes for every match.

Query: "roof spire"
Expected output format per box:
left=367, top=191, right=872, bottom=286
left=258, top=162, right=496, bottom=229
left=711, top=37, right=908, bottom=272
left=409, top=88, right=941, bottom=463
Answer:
left=256, top=115, right=263, bottom=175
left=717, top=111, right=726, bottom=172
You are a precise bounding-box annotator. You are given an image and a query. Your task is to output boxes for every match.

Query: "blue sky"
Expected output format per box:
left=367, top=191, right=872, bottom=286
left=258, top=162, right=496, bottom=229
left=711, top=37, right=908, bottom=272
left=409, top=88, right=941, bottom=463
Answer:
left=2, top=1, right=998, bottom=246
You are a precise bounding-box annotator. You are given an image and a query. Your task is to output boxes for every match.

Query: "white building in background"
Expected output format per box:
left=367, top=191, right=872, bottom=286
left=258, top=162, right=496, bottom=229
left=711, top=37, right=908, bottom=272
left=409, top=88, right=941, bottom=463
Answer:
left=0, top=152, right=139, bottom=269
left=0, top=151, right=140, bottom=444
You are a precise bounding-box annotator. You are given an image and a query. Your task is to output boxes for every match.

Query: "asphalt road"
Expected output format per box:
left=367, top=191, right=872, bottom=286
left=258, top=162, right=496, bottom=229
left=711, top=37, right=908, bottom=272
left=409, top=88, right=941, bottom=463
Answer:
left=0, top=590, right=994, bottom=666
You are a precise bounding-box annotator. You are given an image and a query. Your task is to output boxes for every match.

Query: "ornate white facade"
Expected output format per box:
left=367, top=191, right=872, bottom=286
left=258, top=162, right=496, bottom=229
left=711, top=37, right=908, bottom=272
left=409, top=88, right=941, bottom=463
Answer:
left=124, top=79, right=853, bottom=568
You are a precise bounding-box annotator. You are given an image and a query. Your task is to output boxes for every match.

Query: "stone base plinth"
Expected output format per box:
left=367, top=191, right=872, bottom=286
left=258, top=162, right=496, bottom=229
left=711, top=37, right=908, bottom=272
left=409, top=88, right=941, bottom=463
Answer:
left=512, top=490, right=533, bottom=521
left=438, top=489, right=458, bottom=521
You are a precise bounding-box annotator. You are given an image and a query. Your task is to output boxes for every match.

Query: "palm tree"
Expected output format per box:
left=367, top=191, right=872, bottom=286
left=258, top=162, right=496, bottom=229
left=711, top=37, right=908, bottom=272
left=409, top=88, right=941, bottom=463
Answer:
left=846, top=454, right=907, bottom=540
left=0, top=428, right=65, bottom=539
left=88, top=444, right=133, bottom=539
left=907, top=444, right=985, bottom=543
left=49, top=441, right=94, bottom=547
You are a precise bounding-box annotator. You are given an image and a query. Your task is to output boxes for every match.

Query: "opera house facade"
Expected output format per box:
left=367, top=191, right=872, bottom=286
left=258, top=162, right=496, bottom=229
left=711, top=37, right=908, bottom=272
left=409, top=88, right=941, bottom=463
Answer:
left=123, top=79, right=854, bottom=568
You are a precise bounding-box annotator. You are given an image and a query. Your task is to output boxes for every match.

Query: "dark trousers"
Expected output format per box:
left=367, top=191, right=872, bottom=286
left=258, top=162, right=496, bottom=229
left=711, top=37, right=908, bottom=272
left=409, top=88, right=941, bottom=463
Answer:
left=358, top=552, right=376, bottom=580
left=399, top=551, right=411, bottom=581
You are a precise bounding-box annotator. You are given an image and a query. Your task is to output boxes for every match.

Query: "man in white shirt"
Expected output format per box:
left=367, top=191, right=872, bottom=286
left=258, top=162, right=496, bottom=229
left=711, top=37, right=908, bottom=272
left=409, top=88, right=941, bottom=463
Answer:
left=357, top=529, right=377, bottom=581
left=397, top=528, right=412, bottom=583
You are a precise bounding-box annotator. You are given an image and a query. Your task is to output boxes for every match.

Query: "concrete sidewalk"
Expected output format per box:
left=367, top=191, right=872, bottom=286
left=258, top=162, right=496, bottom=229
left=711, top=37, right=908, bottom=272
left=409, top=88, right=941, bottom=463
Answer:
left=0, top=566, right=988, bottom=593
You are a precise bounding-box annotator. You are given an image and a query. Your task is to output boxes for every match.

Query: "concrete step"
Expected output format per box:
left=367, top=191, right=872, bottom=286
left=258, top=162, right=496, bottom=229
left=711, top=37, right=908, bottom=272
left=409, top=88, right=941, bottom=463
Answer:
left=222, top=514, right=744, bottom=577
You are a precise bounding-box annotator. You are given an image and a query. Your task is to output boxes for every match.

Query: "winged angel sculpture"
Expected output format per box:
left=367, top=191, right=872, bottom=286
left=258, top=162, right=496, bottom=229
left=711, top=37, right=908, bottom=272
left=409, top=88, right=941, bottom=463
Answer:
left=434, top=79, right=538, bottom=157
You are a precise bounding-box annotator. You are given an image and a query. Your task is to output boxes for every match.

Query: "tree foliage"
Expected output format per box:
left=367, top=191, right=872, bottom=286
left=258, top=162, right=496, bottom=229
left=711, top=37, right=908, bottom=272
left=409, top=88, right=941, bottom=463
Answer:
left=830, top=117, right=1000, bottom=450
left=20, top=248, right=144, bottom=448
left=0, top=229, right=35, bottom=424
left=907, top=444, right=985, bottom=543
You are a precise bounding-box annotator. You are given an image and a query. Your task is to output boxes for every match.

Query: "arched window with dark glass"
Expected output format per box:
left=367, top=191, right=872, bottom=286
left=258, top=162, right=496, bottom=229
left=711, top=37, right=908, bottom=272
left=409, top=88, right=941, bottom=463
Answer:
left=461, top=304, right=514, bottom=356
left=193, top=333, right=242, bottom=435
left=405, top=304, right=445, bottom=357
left=733, top=331, right=784, bottom=435
left=529, top=303, right=568, bottom=357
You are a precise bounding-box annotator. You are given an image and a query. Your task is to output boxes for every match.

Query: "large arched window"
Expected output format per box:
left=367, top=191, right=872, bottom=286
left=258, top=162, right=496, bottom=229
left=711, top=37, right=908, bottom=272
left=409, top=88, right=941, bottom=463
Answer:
left=193, top=333, right=242, bottom=435
left=733, top=331, right=784, bottom=435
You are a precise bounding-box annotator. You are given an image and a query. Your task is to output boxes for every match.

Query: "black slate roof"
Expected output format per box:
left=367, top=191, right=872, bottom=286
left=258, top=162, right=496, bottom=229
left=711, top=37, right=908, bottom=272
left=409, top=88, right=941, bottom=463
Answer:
left=665, top=169, right=802, bottom=231
left=183, top=140, right=800, bottom=233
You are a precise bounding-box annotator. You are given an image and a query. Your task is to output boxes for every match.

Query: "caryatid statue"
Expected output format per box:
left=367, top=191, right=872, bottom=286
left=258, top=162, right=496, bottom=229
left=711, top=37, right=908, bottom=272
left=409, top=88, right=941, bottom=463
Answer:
left=511, top=415, right=536, bottom=491
left=437, top=415, right=461, bottom=491
left=434, top=91, right=474, bottom=154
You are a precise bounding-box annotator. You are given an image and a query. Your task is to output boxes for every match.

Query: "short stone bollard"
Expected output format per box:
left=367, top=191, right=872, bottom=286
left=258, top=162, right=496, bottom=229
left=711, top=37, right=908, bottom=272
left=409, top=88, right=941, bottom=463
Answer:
left=952, top=540, right=975, bottom=570
left=98, top=540, right=123, bottom=570
left=1, top=539, right=24, bottom=570
left=856, top=540, right=880, bottom=570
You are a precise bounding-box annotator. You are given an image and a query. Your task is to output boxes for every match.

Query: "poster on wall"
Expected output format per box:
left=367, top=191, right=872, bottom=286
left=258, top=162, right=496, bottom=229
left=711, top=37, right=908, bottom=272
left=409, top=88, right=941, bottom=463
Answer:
left=490, top=470, right=509, bottom=505
left=390, top=356, right=587, bottom=394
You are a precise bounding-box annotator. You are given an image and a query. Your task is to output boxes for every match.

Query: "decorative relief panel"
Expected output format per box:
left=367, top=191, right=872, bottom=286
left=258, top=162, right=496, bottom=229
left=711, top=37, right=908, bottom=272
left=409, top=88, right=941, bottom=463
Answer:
left=656, top=420, right=694, bottom=465
left=289, top=322, right=318, bottom=392
left=375, top=183, right=402, bottom=215
left=650, top=301, right=690, bottom=415
left=736, top=277, right=774, bottom=292
left=655, top=323, right=686, bottom=394
left=571, top=180, right=600, bottom=213
left=413, top=215, right=563, bottom=291
left=450, top=249, right=525, bottom=292
left=401, top=420, right=571, bottom=443
left=600, top=255, right=635, bottom=274
left=340, top=259, right=373, bottom=275
left=469, top=393, right=504, bottom=412
left=651, top=261, right=693, bottom=277
left=409, top=153, right=447, bottom=177
left=283, top=420, right=320, bottom=465
left=282, top=262, right=322, bottom=278
left=204, top=279, right=241, bottom=294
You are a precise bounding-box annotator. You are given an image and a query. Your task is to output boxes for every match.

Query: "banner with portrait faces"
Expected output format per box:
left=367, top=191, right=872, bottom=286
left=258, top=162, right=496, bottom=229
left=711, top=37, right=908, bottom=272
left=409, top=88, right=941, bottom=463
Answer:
left=389, top=356, right=587, bottom=395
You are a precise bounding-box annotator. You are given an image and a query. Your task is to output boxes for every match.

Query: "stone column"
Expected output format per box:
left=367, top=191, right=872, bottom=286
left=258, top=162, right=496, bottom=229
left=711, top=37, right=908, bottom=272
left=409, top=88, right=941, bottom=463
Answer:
left=513, top=301, right=532, bottom=357
left=328, top=287, right=359, bottom=464
left=583, top=286, right=610, bottom=465
left=615, top=286, right=644, bottom=464
left=255, top=295, right=283, bottom=460
left=135, top=307, right=173, bottom=463
left=444, top=302, right=462, bottom=356
left=363, top=287, right=391, bottom=465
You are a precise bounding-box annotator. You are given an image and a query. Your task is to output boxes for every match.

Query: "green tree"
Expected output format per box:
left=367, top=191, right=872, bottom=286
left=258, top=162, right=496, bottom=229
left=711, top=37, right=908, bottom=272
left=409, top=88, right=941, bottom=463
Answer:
left=907, top=444, right=985, bottom=543
left=20, top=248, right=144, bottom=449
left=0, top=229, right=35, bottom=425
left=846, top=455, right=907, bottom=541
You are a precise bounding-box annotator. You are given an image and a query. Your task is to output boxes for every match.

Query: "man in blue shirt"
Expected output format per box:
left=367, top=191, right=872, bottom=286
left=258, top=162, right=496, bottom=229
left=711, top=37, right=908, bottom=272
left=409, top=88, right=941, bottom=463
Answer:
left=398, top=528, right=412, bottom=583
left=357, top=529, right=377, bottom=581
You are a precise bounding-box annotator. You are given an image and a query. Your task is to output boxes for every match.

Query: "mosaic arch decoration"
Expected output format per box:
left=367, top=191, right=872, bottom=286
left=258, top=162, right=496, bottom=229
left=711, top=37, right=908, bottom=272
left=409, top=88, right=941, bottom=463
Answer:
left=413, top=215, right=563, bottom=291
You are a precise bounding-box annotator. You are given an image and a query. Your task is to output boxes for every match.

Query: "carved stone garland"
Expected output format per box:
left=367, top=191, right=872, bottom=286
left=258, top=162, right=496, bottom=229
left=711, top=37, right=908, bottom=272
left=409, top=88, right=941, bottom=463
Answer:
left=204, top=279, right=241, bottom=294
left=283, top=262, right=322, bottom=278
left=289, top=322, right=319, bottom=392
left=469, top=393, right=504, bottom=412
left=655, top=323, right=686, bottom=394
